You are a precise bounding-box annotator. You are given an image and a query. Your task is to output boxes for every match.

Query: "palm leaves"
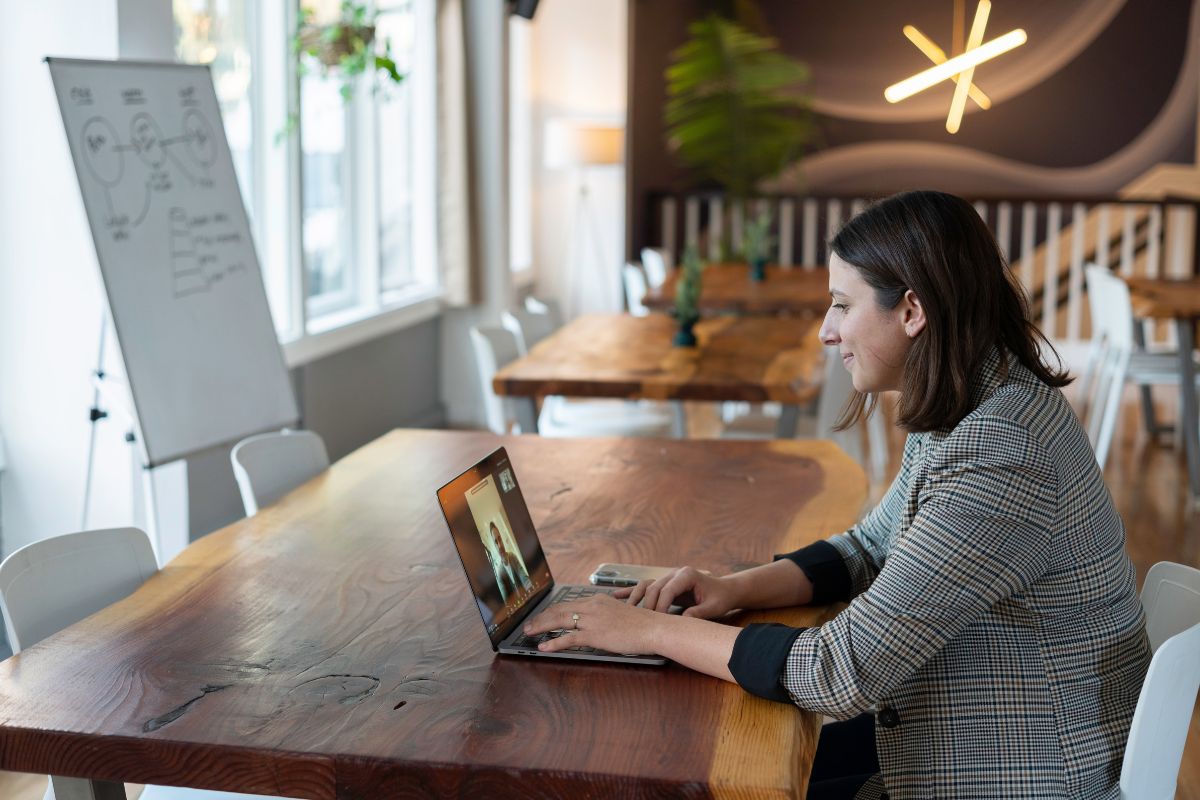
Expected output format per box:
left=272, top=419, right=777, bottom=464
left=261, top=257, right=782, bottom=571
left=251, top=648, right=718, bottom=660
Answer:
left=664, top=14, right=812, bottom=198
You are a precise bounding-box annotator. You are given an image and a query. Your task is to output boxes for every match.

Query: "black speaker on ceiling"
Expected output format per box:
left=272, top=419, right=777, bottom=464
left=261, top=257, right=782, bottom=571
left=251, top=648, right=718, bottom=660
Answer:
left=512, top=0, right=539, bottom=20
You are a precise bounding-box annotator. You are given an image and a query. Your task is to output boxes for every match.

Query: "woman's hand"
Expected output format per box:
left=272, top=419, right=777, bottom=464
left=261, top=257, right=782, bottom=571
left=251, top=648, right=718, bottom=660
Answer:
left=523, top=594, right=665, bottom=655
left=615, top=566, right=740, bottom=619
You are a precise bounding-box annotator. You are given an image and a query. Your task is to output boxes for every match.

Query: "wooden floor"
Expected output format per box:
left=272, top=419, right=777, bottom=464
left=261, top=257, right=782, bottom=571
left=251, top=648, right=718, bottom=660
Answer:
left=0, top=388, right=1197, bottom=798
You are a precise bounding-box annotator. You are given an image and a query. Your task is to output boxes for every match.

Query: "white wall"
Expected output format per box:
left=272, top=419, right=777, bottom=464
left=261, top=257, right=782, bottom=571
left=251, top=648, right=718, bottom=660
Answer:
left=529, top=0, right=627, bottom=317
left=0, top=0, right=445, bottom=559
left=0, top=1, right=138, bottom=557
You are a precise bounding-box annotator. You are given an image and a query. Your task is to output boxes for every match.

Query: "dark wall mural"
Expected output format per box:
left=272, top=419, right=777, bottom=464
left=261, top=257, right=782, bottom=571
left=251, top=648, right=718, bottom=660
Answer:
left=628, top=0, right=1199, bottom=255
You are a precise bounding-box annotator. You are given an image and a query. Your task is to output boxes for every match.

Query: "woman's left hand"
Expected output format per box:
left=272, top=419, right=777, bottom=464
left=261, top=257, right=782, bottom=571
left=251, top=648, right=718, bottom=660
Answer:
left=522, top=594, right=664, bottom=655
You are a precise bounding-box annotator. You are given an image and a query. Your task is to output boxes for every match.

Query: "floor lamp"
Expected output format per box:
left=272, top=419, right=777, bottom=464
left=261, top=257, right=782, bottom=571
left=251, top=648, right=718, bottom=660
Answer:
left=544, top=119, right=624, bottom=318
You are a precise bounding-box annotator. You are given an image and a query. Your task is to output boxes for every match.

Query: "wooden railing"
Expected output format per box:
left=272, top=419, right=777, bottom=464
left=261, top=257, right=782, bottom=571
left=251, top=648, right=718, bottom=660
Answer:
left=645, top=191, right=1200, bottom=345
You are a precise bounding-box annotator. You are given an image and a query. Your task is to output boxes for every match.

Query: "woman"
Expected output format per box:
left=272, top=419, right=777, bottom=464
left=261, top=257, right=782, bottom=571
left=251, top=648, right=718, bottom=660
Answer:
left=524, top=190, right=1151, bottom=799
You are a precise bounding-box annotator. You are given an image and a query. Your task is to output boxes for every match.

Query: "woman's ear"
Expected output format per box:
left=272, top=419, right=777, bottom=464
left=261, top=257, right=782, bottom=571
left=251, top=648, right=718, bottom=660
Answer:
left=902, top=289, right=927, bottom=338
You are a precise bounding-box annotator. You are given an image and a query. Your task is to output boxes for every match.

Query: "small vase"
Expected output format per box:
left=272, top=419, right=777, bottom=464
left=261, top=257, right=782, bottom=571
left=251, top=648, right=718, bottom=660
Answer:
left=750, top=256, right=767, bottom=282
left=673, top=317, right=698, bottom=347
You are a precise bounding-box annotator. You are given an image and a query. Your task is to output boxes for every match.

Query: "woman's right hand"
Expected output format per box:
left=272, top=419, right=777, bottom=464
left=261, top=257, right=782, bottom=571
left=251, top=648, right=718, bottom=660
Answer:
left=614, top=566, right=740, bottom=619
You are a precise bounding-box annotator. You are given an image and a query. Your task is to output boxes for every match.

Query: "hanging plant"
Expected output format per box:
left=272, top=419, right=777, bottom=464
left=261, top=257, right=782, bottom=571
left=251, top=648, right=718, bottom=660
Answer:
left=664, top=13, right=812, bottom=200
left=278, top=2, right=405, bottom=140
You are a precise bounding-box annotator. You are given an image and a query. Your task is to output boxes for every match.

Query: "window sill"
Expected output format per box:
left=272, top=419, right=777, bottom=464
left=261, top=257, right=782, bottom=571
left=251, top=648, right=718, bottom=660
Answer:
left=282, top=288, right=443, bottom=367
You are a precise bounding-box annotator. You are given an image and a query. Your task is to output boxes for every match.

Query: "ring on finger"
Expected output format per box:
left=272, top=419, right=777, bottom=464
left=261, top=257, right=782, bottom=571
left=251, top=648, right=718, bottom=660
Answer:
left=571, top=612, right=580, bottom=630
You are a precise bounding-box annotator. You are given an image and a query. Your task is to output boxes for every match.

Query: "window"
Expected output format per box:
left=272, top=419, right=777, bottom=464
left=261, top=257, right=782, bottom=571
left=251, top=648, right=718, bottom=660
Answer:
left=174, top=0, right=439, bottom=354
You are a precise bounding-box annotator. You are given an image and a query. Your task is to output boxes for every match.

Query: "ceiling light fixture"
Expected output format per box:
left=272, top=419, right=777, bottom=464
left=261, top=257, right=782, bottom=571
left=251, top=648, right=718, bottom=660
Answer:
left=884, top=0, right=1026, bottom=133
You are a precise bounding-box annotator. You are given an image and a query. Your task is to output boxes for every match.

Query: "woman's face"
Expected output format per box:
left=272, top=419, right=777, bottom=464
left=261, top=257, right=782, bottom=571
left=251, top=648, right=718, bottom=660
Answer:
left=819, top=254, right=924, bottom=394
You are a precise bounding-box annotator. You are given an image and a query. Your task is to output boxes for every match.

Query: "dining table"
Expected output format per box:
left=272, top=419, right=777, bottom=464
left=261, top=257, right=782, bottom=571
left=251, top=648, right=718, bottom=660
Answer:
left=1125, top=275, right=1200, bottom=500
left=642, top=263, right=831, bottom=317
left=492, top=312, right=825, bottom=439
left=0, top=429, right=866, bottom=798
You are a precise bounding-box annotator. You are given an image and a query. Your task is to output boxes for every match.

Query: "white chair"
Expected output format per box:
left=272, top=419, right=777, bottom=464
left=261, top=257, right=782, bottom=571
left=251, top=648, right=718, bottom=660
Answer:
left=623, top=262, right=650, bottom=316
left=639, top=247, right=673, bottom=289
left=0, top=528, right=284, bottom=800
left=501, top=306, right=558, bottom=355
left=721, top=346, right=890, bottom=480
left=523, top=295, right=563, bottom=323
left=1119, top=561, right=1200, bottom=799
left=1080, top=266, right=1199, bottom=468
left=469, top=325, right=674, bottom=437
left=1080, top=265, right=1188, bottom=441
left=231, top=429, right=329, bottom=517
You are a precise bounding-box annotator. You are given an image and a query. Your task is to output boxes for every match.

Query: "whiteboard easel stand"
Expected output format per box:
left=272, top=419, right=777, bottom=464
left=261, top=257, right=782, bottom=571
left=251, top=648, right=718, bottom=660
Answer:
left=81, top=314, right=185, bottom=565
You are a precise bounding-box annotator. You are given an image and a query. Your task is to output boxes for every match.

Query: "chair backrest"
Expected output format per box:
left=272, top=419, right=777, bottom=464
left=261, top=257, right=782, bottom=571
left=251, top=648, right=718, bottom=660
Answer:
left=1081, top=265, right=1135, bottom=468
left=1086, top=265, right=1137, bottom=348
left=231, top=429, right=330, bottom=516
left=623, top=262, right=650, bottom=316
left=814, top=345, right=865, bottom=464
left=0, top=527, right=158, bottom=653
left=524, top=295, right=564, bottom=326
left=501, top=305, right=560, bottom=356
left=1120, top=562, right=1200, bottom=799
left=1141, top=561, right=1200, bottom=651
left=470, top=325, right=523, bottom=434
left=640, top=247, right=672, bottom=289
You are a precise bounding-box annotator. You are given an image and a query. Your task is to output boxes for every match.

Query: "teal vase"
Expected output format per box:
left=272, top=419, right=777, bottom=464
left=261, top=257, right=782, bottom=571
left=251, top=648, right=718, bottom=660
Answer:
left=673, top=317, right=698, bottom=347
left=750, top=256, right=767, bottom=282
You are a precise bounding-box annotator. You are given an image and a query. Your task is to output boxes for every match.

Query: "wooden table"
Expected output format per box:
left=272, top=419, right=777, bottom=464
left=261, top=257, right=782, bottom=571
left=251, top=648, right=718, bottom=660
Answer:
left=0, top=430, right=865, bottom=799
left=1126, top=276, right=1200, bottom=499
left=643, top=264, right=830, bottom=316
left=493, top=313, right=825, bottom=438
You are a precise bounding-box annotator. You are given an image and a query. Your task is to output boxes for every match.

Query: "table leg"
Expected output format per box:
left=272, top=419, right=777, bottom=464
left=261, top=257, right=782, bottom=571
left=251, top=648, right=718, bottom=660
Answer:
left=776, top=405, right=800, bottom=438
left=514, top=398, right=539, bottom=434
left=670, top=401, right=687, bottom=438
left=50, top=776, right=126, bottom=800
left=1175, top=318, right=1200, bottom=501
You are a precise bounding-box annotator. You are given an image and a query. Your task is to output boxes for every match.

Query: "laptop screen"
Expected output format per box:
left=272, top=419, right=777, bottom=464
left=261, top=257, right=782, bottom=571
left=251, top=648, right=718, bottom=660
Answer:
left=436, top=447, right=554, bottom=647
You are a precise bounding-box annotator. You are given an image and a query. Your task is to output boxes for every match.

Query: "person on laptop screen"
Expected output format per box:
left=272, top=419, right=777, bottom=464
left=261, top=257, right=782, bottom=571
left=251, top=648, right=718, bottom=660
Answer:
left=523, top=191, right=1150, bottom=800
left=485, top=520, right=533, bottom=605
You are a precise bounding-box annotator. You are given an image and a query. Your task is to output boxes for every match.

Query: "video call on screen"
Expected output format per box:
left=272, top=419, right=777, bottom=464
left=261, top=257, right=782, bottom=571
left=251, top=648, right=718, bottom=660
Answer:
left=442, top=451, right=551, bottom=638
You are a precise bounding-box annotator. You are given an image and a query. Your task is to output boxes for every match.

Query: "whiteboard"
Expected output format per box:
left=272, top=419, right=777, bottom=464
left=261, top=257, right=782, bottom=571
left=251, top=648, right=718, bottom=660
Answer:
left=48, top=58, right=298, bottom=467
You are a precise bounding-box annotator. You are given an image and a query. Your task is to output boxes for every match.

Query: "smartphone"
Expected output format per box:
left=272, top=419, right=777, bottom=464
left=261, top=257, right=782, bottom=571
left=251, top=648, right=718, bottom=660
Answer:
left=589, top=563, right=676, bottom=587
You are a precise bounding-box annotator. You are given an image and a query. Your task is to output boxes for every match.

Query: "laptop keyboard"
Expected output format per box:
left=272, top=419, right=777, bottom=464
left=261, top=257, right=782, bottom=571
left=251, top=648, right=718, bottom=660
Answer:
left=510, top=585, right=614, bottom=654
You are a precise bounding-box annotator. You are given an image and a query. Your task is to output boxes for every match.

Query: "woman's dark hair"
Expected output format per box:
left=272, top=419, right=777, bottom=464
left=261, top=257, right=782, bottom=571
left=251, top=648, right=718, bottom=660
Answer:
left=831, top=189, right=1070, bottom=433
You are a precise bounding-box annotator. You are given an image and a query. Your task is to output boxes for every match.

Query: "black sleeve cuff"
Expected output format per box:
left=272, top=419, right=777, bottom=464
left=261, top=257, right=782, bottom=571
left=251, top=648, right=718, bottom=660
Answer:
left=728, top=623, right=806, bottom=703
left=774, top=540, right=852, bottom=605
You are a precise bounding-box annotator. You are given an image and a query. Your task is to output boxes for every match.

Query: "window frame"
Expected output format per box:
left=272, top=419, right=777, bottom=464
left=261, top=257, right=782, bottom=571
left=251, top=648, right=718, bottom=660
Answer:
left=177, top=0, right=442, bottom=367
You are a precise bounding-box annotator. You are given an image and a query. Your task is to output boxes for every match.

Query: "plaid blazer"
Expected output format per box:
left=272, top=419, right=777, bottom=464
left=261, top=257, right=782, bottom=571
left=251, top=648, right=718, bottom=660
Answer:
left=731, top=351, right=1151, bottom=799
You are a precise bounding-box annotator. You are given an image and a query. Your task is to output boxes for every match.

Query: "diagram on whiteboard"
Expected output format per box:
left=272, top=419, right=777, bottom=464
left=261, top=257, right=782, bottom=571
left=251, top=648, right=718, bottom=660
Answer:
left=168, top=207, right=246, bottom=298
left=81, top=108, right=218, bottom=238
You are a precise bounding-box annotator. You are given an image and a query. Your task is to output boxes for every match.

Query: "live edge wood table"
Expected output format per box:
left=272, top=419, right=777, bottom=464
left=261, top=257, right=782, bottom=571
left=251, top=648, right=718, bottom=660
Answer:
left=643, top=264, right=831, bottom=317
left=0, top=430, right=865, bottom=799
left=1125, top=276, right=1200, bottom=500
left=493, top=313, right=825, bottom=439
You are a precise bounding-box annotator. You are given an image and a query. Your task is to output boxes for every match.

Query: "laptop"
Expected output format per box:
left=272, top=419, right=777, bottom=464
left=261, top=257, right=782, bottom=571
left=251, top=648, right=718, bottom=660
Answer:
left=436, top=446, right=667, bottom=665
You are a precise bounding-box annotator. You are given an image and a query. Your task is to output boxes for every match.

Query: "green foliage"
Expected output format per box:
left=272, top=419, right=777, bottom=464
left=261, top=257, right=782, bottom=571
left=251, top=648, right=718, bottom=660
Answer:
left=280, top=1, right=406, bottom=140
left=673, top=246, right=706, bottom=323
left=664, top=14, right=812, bottom=199
left=741, top=208, right=774, bottom=263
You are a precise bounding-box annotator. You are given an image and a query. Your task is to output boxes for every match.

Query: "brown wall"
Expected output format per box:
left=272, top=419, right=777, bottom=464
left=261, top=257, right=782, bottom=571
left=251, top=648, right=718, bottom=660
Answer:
left=627, top=0, right=1197, bottom=257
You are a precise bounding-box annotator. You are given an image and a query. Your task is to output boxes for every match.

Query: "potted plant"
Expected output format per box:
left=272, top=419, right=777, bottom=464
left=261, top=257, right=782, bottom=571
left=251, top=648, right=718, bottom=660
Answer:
left=672, top=247, right=706, bottom=347
left=280, top=2, right=405, bottom=139
left=742, top=208, right=774, bottom=282
left=664, top=9, right=810, bottom=261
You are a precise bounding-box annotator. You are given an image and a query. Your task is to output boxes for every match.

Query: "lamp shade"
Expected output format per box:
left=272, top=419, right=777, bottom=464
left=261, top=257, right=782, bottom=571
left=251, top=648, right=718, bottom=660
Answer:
left=543, top=120, right=624, bottom=168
